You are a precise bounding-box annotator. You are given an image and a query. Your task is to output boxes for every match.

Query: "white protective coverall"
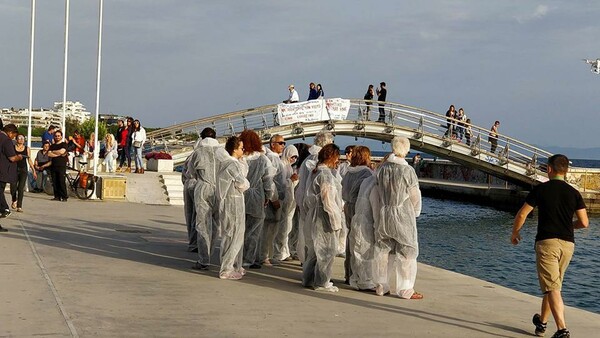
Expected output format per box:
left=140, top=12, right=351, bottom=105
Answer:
left=294, top=145, right=321, bottom=263
left=216, top=154, right=250, bottom=278
left=260, top=147, right=284, bottom=263
left=341, top=165, right=374, bottom=282
left=273, top=145, right=299, bottom=261
left=349, top=175, right=379, bottom=290
left=193, top=138, right=229, bottom=266
left=182, top=151, right=198, bottom=252
left=302, top=164, right=343, bottom=291
left=372, top=154, right=422, bottom=298
left=243, top=151, right=276, bottom=266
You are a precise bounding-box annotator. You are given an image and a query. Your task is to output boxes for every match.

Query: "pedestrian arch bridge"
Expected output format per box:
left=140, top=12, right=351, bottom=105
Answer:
left=145, top=99, right=597, bottom=190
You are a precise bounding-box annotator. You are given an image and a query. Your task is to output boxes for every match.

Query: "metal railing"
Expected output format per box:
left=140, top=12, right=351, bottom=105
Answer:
left=146, top=99, right=554, bottom=183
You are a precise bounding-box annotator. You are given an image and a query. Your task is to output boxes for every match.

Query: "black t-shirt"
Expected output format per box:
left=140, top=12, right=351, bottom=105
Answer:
left=377, top=88, right=387, bottom=102
left=525, top=179, right=586, bottom=243
left=0, top=132, right=17, bottom=183
left=50, top=142, right=68, bottom=167
left=16, top=146, right=28, bottom=169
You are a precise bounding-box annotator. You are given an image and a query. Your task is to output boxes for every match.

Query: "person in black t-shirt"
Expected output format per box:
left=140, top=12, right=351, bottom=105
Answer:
left=48, top=130, right=69, bottom=202
left=0, top=124, right=24, bottom=231
left=511, top=154, right=588, bottom=338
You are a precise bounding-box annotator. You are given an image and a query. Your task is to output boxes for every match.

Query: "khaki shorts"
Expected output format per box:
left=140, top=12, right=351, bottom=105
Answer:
left=535, top=239, right=574, bottom=293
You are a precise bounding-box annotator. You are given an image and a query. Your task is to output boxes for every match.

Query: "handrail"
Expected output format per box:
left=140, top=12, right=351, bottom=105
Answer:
left=145, top=98, right=557, bottom=186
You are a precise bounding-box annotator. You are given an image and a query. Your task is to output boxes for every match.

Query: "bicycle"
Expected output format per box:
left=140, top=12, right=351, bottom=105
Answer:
left=43, top=161, right=97, bottom=200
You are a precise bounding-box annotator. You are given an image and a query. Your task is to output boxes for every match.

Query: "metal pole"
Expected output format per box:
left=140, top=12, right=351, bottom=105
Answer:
left=92, top=0, right=104, bottom=196
left=61, top=0, right=70, bottom=134
left=26, top=0, right=36, bottom=149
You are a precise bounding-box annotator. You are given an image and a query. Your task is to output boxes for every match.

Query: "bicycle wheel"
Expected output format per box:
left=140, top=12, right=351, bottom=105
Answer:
left=43, top=175, right=54, bottom=195
left=74, top=177, right=95, bottom=199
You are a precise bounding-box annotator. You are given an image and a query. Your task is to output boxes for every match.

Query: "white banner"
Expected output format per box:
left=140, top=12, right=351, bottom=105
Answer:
left=276, top=98, right=350, bottom=126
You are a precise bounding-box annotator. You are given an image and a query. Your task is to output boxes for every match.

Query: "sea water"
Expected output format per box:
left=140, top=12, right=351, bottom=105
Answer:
left=418, top=196, right=600, bottom=314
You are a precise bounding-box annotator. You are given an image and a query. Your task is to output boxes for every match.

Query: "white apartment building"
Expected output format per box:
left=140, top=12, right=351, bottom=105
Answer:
left=0, top=101, right=91, bottom=128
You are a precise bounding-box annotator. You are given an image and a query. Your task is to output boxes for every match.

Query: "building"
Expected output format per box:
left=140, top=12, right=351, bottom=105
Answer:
left=0, top=101, right=92, bottom=129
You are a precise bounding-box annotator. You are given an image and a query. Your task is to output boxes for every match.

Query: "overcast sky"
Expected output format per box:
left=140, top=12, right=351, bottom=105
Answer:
left=1, top=1, right=599, bottom=149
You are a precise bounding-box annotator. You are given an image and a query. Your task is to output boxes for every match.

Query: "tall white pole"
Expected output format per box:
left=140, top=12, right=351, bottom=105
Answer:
left=61, top=0, right=70, bottom=134
left=93, top=0, right=104, bottom=179
left=26, top=0, right=36, bottom=149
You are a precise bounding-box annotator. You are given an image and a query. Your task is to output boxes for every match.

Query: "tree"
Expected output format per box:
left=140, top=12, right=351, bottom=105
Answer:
left=79, top=118, right=108, bottom=140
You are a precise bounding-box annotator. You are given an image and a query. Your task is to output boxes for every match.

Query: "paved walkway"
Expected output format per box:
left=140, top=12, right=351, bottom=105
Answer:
left=1, top=193, right=599, bottom=337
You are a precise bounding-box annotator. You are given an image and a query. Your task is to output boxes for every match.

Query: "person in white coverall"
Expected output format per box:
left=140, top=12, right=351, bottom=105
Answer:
left=371, top=136, right=423, bottom=299
left=302, top=144, right=343, bottom=292
left=260, top=135, right=286, bottom=266
left=181, top=142, right=199, bottom=252
left=272, top=145, right=299, bottom=261
left=216, top=136, right=250, bottom=280
left=341, top=146, right=373, bottom=284
left=192, top=128, right=229, bottom=270
left=348, top=174, right=379, bottom=290
left=295, top=131, right=334, bottom=264
left=239, top=130, right=276, bottom=269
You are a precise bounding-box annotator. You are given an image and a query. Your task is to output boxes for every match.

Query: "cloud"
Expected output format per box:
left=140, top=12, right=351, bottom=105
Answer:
left=515, top=4, right=551, bottom=23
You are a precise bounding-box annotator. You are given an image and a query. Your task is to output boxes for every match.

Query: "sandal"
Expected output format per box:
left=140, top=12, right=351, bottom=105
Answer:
left=409, top=292, right=424, bottom=300
left=11, top=201, right=17, bottom=209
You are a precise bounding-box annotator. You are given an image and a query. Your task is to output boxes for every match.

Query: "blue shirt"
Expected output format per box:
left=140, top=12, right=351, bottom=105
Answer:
left=42, top=131, right=53, bottom=144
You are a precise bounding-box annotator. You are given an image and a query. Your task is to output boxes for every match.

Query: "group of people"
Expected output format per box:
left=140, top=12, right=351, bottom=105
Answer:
left=444, top=104, right=502, bottom=153
left=363, top=82, right=387, bottom=122
left=182, top=129, right=423, bottom=299
left=283, top=83, right=325, bottom=104
left=444, top=104, right=473, bottom=145
left=114, top=117, right=147, bottom=173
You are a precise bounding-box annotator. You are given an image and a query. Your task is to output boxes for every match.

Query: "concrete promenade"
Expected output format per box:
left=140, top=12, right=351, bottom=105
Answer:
left=1, top=193, right=599, bottom=337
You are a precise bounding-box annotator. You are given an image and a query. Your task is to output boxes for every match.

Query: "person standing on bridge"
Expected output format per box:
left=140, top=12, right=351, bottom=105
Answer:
left=376, top=82, right=387, bottom=123
left=308, top=83, right=319, bottom=101
left=283, top=84, right=299, bottom=104
left=363, top=85, right=374, bottom=119
left=511, top=154, right=588, bottom=338
left=488, top=120, right=500, bottom=153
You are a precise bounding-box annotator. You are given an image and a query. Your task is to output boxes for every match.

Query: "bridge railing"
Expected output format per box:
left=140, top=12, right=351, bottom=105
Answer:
left=146, top=99, right=553, bottom=175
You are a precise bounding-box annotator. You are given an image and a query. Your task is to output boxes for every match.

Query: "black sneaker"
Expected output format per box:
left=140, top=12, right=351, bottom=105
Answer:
left=551, top=329, right=570, bottom=338
left=191, top=262, right=209, bottom=270
left=0, top=210, right=11, bottom=218
left=0, top=225, right=7, bottom=232
left=533, top=313, right=547, bottom=337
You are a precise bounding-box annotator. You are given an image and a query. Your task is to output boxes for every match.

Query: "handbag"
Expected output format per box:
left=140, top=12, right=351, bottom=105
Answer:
left=133, top=140, right=143, bottom=148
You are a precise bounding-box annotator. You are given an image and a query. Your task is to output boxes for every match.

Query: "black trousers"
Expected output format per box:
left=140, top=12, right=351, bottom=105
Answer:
left=378, top=104, right=386, bottom=121
left=51, top=166, right=68, bottom=200
left=0, top=181, right=9, bottom=211
left=10, top=167, right=28, bottom=208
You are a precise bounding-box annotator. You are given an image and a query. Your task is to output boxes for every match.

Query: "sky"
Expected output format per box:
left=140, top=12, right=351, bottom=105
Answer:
left=1, top=1, right=600, bottom=149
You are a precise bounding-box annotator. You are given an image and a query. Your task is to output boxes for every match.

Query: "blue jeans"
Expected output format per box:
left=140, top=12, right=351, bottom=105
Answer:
left=134, top=146, right=143, bottom=170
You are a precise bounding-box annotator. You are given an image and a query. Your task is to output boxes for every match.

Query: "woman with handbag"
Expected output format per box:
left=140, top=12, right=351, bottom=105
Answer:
left=131, top=119, right=147, bottom=173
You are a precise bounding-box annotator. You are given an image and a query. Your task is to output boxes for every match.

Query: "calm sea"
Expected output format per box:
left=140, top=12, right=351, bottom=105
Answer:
left=418, top=196, right=600, bottom=314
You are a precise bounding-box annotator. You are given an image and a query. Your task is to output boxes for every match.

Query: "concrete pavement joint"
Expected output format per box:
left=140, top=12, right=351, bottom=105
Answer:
left=20, top=221, right=80, bottom=338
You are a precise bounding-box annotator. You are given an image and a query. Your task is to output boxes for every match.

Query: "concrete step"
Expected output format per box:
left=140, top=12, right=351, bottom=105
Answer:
left=159, top=173, right=185, bottom=206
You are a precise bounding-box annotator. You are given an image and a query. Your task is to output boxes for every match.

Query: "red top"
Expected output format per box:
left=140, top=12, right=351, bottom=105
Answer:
left=119, top=128, right=129, bottom=147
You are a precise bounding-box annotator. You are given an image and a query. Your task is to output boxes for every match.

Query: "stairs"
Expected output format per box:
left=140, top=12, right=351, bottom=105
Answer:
left=160, top=173, right=184, bottom=206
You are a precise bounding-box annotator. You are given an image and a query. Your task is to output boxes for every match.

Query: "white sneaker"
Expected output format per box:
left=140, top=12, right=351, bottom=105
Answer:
left=314, top=282, right=339, bottom=293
